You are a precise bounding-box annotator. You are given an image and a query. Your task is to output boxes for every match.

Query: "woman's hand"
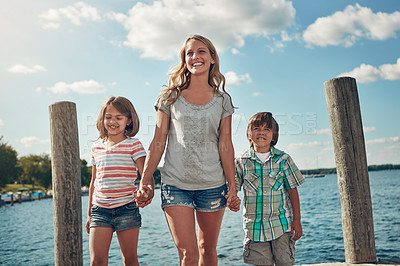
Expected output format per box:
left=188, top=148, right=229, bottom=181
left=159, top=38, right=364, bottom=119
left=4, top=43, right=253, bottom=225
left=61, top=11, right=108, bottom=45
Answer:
left=135, top=185, right=154, bottom=208
left=225, top=189, right=241, bottom=212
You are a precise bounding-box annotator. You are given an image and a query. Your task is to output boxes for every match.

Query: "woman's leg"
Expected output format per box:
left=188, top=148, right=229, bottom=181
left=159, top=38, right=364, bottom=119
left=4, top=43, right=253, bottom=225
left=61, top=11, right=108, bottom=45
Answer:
left=116, top=227, right=140, bottom=266
left=89, top=227, right=114, bottom=266
left=196, top=209, right=225, bottom=266
left=164, top=206, right=199, bottom=266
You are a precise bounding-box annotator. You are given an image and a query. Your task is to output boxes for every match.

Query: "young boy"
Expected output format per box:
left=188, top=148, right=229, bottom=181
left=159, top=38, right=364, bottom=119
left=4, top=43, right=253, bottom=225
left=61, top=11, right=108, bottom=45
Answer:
left=235, top=112, right=305, bottom=266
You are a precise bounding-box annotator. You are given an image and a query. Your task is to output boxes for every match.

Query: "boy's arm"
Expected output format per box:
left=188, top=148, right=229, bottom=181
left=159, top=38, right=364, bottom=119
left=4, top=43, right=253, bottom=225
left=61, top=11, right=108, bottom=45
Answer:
left=288, top=187, right=302, bottom=241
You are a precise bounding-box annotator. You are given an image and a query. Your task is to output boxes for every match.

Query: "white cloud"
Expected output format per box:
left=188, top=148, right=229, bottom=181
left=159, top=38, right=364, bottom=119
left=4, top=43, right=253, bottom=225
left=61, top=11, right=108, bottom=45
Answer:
left=18, top=136, right=50, bottom=148
left=47, top=80, right=106, bottom=94
left=231, top=48, right=240, bottom=55
left=39, top=2, right=101, bottom=29
left=338, top=58, right=400, bottom=83
left=225, top=71, right=252, bottom=86
left=0, top=119, right=4, bottom=126
left=313, top=128, right=331, bottom=135
left=252, top=92, right=261, bottom=97
left=8, top=64, right=47, bottom=74
left=232, top=113, right=246, bottom=121
left=366, top=136, right=399, bottom=145
left=287, top=141, right=330, bottom=151
left=363, top=126, right=376, bottom=133
left=116, top=0, right=295, bottom=60
left=303, top=4, right=400, bottom=48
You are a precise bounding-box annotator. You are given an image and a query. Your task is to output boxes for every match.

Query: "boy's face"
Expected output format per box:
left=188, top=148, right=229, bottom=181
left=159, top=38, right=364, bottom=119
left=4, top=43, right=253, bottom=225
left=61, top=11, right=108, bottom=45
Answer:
left=250, top=124, right=273, bottom=153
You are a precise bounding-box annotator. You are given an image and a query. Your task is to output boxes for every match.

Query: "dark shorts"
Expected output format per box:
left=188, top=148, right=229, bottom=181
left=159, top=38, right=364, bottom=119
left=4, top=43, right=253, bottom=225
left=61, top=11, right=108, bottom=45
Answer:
left=243, top=232, right=295, bottom=265
left=90, top=201, right=141, bottom=232
left=161, top=183, right=227, bottom=212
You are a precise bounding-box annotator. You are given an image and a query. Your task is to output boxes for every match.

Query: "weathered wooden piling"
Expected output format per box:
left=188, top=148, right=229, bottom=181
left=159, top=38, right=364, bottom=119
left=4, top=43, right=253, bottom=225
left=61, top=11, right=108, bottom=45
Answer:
left=49, top=101, right=83, bottom=266
left=324, top=77, right=376, bottom=263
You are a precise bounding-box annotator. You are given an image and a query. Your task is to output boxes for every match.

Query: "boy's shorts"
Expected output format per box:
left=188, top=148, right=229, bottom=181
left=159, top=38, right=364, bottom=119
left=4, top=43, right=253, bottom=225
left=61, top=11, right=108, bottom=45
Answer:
left=161, top=183, right=227, bottom=212
left=243, top=232, right=295, bottom=266
left=90, top=201, right=141, bottom=232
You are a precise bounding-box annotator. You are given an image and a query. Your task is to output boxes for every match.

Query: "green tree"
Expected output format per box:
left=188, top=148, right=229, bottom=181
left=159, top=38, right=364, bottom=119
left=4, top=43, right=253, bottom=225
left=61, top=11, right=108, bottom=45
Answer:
left=81, top=159, right=92, bottom=187
left=0, top=136, right=18, bottom=187
left=17, top=154, right=52, bottom=189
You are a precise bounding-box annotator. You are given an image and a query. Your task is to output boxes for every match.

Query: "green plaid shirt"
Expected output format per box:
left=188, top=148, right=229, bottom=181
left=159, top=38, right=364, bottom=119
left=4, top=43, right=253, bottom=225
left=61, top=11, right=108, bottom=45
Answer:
left=235, top=146, right=305, bottom=241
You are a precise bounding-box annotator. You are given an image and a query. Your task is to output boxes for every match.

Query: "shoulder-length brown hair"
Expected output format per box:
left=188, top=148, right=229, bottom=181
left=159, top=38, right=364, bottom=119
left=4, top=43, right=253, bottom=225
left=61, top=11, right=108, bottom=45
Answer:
left=247, top=112, right=279, bottom=147
left=96, top=96, right=139, bottom=140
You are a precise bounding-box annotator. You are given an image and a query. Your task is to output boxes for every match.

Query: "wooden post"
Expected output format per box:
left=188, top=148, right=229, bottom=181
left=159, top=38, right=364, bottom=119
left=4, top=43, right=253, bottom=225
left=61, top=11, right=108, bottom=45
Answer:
left=49, top=101, right=83, bottom=266
left=324, top=77, right=376, bottom=263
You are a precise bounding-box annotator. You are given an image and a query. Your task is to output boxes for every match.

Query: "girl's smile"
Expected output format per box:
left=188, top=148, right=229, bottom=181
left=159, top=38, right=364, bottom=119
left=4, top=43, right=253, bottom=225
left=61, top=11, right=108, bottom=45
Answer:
left=104, top=105, right=131, bottom=142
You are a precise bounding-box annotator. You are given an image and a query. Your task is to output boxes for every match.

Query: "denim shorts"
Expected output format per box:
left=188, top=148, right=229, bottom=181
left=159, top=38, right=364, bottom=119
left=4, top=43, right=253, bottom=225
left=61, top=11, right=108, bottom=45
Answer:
left=243, top=233, right=295, bottom=265
left=90, top=201, right=141, bottom=232
left=161, top=183, right=227, bottom=212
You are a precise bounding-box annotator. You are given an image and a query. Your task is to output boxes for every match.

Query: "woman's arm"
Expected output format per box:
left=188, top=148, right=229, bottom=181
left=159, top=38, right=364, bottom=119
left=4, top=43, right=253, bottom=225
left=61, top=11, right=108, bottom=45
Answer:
left=85, top=165, right=96, bottom=234
left=219, top=115, right=240, bottom=212
left=135, top=110, right=170, bottom=207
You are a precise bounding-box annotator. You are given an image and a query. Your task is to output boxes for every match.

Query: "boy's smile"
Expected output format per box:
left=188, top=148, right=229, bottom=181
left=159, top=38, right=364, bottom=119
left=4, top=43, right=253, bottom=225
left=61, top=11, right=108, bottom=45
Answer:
left=250, top=124, right=273, bottom=153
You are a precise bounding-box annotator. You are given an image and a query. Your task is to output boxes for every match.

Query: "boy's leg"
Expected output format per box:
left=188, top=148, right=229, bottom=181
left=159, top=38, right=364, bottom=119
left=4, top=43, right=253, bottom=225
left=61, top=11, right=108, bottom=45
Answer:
left=89, top=227, right=113, bottom=266
left=116, top=228, right=140, bottom=266
left=271, top=232, right=295, bottom=266
left=164, top=206, right=199, bottom=265
left=243, top=239, right=274, bottom=266
left=196, top=209, right=225, bottom=266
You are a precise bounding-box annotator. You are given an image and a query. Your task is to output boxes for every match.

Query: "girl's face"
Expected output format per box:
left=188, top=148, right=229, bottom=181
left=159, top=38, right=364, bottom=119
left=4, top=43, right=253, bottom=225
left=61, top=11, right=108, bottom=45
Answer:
left=185, top=39, right=215, bottom=76
left=103, top=105, right=131, bottom=140
left=249, top=124, right=273, bottom=153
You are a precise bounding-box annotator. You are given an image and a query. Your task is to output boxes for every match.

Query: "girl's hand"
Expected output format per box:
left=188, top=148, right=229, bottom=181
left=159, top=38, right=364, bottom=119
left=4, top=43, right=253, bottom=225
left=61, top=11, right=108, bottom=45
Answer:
left=135, top=185, right=154, bottom=208
left=225, top=190, right=241, bottom=212
left=85, top=216, right=91, bottom=234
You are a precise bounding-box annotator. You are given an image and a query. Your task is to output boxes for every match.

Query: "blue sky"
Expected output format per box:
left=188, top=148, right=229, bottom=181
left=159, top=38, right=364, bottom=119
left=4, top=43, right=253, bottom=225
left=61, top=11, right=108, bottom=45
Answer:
left=1, top=0, right=399, bottom=169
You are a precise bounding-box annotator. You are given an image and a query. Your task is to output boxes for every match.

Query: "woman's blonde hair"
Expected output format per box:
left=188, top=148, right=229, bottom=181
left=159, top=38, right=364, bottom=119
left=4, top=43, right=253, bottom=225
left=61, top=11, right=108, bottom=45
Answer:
left=247, top=112, right=279, bottom=147
left=96, top=96, right=139, bottom=140
left=161, top=34, right=232, bottom=106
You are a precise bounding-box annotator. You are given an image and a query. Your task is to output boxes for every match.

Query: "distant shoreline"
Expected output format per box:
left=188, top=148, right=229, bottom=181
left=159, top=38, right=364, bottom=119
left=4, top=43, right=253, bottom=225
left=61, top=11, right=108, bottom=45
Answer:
left=300, top=164, right=400, bottom=176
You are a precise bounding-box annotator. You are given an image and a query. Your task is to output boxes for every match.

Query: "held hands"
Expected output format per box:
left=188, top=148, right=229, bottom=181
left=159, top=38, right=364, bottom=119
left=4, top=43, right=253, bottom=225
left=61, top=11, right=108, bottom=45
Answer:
left=135, top=184, right=154, bottom=208
left=225, top=189, right=241, bottom=212
left=290, top=219, right=303, bottom=241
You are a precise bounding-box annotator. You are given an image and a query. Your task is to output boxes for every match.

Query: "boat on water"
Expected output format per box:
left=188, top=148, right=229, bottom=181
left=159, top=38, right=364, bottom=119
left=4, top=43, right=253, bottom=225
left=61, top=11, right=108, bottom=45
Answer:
left=304, top=174, right=325, bottom=178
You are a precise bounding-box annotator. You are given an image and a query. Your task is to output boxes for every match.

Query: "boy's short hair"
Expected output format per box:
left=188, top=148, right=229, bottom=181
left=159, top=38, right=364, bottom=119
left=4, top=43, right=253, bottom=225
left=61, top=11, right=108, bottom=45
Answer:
left=247, top=112, right=279, bottom=147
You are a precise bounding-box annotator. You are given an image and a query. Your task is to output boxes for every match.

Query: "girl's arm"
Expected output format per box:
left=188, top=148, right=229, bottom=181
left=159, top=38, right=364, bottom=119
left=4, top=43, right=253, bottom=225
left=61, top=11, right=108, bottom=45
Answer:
left=86, top=165, right=96, bottom=234
left=219, top=115, right=240, bottom=212
left=288, top=187, right=302, bottom=241
left=135, top=110, right=170, bottom=207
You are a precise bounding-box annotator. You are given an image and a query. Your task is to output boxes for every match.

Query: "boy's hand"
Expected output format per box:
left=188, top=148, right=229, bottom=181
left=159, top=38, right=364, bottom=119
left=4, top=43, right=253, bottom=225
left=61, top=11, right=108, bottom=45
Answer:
left=135, top=185, right=154, bottom=208
left=225, top=190, right=241, bottom=212
left=291, top=219, right=303, bottom=241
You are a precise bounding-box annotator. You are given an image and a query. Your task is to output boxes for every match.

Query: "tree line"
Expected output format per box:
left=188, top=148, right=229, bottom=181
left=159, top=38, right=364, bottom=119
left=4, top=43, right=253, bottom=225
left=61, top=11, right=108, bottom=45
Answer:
left=0, top=136, right=92, bottom=190
left=0, top=136, right=161, bottom=190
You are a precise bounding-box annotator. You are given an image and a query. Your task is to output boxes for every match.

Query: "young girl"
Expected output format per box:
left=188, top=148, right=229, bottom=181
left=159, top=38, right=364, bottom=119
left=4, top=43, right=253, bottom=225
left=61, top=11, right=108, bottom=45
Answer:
left=135, top=34, right=240, bottom=265
left=86, top=96, right=146, bottom=266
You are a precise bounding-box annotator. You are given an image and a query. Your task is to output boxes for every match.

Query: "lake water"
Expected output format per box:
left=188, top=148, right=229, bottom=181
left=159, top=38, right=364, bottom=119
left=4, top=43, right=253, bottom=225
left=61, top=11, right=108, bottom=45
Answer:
left=1, top=170, right=400, bottom=265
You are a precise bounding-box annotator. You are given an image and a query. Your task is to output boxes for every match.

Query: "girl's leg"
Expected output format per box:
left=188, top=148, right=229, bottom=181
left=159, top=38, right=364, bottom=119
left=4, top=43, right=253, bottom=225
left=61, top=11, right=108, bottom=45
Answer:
left=196, top=209, right=225, bottom=266
left=116, top=227, right=140, bottom=266
left=89, top=227, right=114, bottom=266
left=164, top=206, right=199, bottom=266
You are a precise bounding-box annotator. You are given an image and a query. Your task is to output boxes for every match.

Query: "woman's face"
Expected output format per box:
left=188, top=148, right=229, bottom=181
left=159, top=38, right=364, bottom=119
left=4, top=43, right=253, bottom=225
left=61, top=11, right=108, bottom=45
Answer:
left=185, top=39, right=215, bottom=76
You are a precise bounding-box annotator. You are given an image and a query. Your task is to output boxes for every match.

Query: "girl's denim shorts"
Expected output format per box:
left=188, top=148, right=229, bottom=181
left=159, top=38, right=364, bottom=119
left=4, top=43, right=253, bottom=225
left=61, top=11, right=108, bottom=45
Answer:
left=161, top=183, right=227, bottom=212
left=90, top=201, right=141, bottom=232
